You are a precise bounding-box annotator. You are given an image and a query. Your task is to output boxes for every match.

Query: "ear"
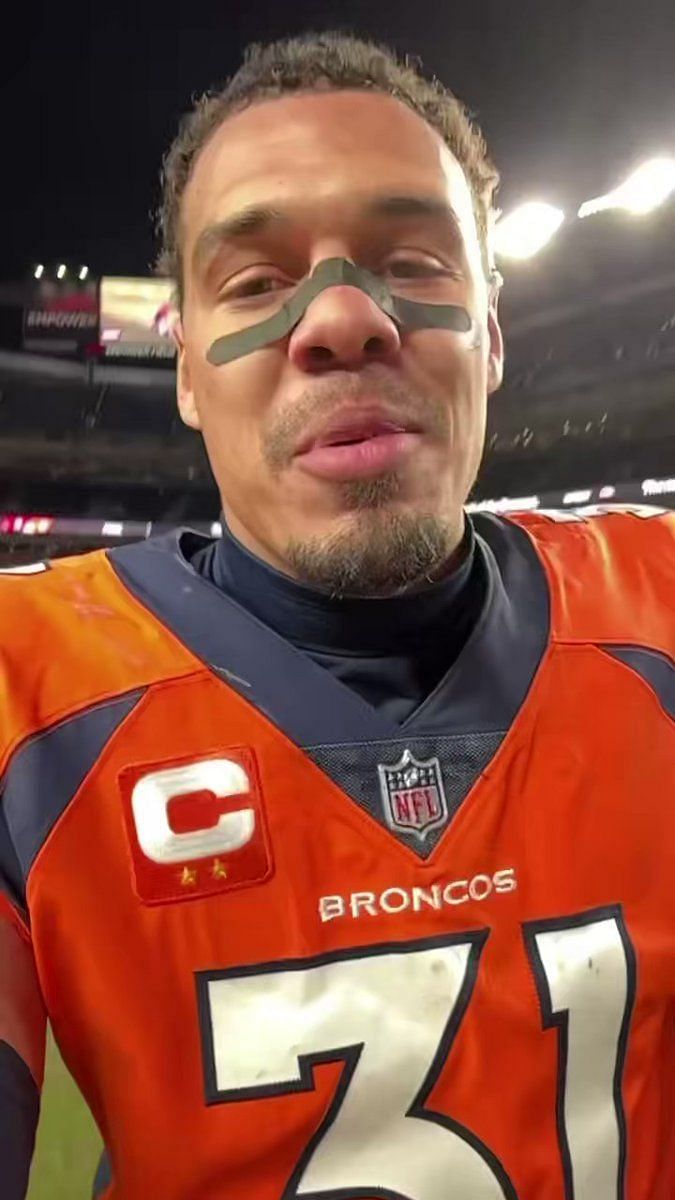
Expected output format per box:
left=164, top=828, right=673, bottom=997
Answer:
left=486, top=273, right=504, bottom=395
left=173, top=317, right=202, bottom=431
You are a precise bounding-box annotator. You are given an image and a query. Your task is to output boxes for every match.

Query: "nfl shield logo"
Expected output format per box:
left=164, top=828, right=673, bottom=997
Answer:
left=377, top=749, right=448, bottom=841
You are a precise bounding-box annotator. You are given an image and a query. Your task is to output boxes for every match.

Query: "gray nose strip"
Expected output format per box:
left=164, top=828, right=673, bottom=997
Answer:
left=206, top=257, right=473, bottom=366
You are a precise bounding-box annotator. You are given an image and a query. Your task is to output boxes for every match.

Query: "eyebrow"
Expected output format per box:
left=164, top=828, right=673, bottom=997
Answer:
left=192, top=193, right=462, bottom=275
left=365, top=193, right=462, bottom=229
left=192, top=206, right=288, bottom=273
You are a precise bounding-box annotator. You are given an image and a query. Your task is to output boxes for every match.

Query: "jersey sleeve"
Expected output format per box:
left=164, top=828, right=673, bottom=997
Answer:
left=506, top=504, right=675, bottom=658
left=0, top=894, right=46, bottom=1199
left=0, top=575, right=49, bottom=1197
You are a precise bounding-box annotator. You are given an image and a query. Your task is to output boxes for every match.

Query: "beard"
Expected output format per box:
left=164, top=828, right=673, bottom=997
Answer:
left=285, top=495, right=458, bottom=598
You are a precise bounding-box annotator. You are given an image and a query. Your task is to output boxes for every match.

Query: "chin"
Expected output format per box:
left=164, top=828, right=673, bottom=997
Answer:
left=284, top=506, right=458, bottom=598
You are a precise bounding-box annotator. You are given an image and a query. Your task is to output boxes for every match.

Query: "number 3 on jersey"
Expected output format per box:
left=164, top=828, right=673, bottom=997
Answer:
left=196, top=906, right=635, bottom=1199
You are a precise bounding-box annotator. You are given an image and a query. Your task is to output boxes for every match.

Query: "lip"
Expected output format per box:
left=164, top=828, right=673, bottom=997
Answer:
left=295, top=430, right=422, bottom=480
left=296, top=406, right=420, bottom=456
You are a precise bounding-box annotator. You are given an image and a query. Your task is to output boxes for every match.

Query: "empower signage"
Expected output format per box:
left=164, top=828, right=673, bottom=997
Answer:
left=23, top=280, right=99, bottom=355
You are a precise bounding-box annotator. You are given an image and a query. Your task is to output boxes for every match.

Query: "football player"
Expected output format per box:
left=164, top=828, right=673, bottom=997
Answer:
left=1, top=31, right=673, bottom=1200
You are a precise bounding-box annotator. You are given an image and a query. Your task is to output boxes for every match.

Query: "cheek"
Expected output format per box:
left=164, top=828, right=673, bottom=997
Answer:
left=415, top=337, right=488, bottom=471
left=413, top=333, right=487, bottom=407
left=193, top=352, right=284, bottom=480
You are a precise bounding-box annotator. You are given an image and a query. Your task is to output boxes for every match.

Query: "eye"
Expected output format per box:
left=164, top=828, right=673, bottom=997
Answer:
left=384, top=256, right=441, bottom=277
left=220, top=273, right=291, bottom=301
left=384, top=255, right=457, bottom=280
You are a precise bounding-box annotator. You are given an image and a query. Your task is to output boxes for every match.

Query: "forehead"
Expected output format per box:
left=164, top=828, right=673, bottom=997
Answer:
left=182, top=90, right=477, bottom=251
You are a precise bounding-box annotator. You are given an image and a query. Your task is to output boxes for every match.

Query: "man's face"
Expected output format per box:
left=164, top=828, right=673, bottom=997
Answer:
left=176, top=90, right=503, bottom=595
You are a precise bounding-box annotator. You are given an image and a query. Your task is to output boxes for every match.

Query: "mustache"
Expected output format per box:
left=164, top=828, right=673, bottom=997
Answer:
left=261, top=365, right=450, bottom=473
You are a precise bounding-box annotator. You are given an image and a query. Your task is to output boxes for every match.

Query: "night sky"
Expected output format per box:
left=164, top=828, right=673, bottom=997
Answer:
left=4, top=0, right=675, bottom=282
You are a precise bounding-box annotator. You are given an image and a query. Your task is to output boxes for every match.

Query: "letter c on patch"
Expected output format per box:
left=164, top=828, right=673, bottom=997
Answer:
left=131, top=758, right=255, bottom=865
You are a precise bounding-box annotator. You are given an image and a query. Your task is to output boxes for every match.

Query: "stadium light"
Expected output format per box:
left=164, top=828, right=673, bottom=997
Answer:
left=34, top=264, right=44, bottom=280
left=56, top=264, right=67, bottom=280
left=79, top=265, right=89, bottom=281
left=494, top=202, right=565, bottom=260
left=578, top=155, right=675, bottom=218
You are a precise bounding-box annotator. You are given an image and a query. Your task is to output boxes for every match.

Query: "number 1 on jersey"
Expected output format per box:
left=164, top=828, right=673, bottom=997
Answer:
left=525, top=908, right=635, bottom=1200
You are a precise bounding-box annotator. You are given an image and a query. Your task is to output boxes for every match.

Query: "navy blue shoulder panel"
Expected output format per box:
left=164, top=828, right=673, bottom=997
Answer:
left=1, top=691, right=144, bottom=903
left=0, top=806, right=27, bottom=917
left=0, top=1040, right=39, bottom=1200
left=109, top=531, right=392, bottom=746
left=600, top=645, right=675, bottom=719
left=413, top=512, right=551, bottom=735
left=92, top=1149, right=113, bottom=1198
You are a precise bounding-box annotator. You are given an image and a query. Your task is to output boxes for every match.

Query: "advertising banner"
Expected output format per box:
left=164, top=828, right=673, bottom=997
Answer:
left=99, top=277, right=176, bottom=359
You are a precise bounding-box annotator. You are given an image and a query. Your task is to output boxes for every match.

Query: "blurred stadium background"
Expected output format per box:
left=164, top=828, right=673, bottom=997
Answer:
left=0, top=147, right=673, bottom=1200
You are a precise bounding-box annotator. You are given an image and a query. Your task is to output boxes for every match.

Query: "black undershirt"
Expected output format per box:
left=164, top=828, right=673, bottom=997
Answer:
left=191, top=518, right=485, bottom=726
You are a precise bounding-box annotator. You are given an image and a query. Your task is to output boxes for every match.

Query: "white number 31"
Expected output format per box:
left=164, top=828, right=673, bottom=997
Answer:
left=197, top=907, right=634, bottom=1199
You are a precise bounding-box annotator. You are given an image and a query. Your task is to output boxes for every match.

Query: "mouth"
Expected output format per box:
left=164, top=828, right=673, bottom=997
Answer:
left=295, top=410, right=423, bottom=481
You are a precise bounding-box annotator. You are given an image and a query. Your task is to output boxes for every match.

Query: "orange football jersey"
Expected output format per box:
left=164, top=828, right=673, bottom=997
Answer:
left=0, top=505, right=673, bottom=1199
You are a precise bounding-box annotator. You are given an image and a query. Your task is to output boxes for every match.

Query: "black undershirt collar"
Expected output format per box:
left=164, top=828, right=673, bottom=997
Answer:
left=192, top=518, right=476, bottom=658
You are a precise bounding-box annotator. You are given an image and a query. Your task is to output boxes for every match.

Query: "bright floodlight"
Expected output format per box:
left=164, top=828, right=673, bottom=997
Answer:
left=34, top=264, right=44, bottom=279
left=494, top=202, right=565, bottom=260
left=56, top=263, right=67, bottom=280
left=578, top=156, right=675, bottom=218
left=79, top=265, right=89, bottom=281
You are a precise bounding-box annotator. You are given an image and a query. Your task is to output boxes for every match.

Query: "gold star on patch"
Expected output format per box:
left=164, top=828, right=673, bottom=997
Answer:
left=212, top=858, right=228, bottom=880
left=179, top=866, right=198, bottom=887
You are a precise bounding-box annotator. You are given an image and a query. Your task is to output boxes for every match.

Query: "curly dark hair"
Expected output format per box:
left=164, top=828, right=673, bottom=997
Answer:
left=157, top=32, right=500, bottom=304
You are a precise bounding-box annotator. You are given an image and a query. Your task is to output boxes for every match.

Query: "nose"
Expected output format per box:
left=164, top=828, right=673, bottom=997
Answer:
left=287, top=285, right=402, bottom=373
